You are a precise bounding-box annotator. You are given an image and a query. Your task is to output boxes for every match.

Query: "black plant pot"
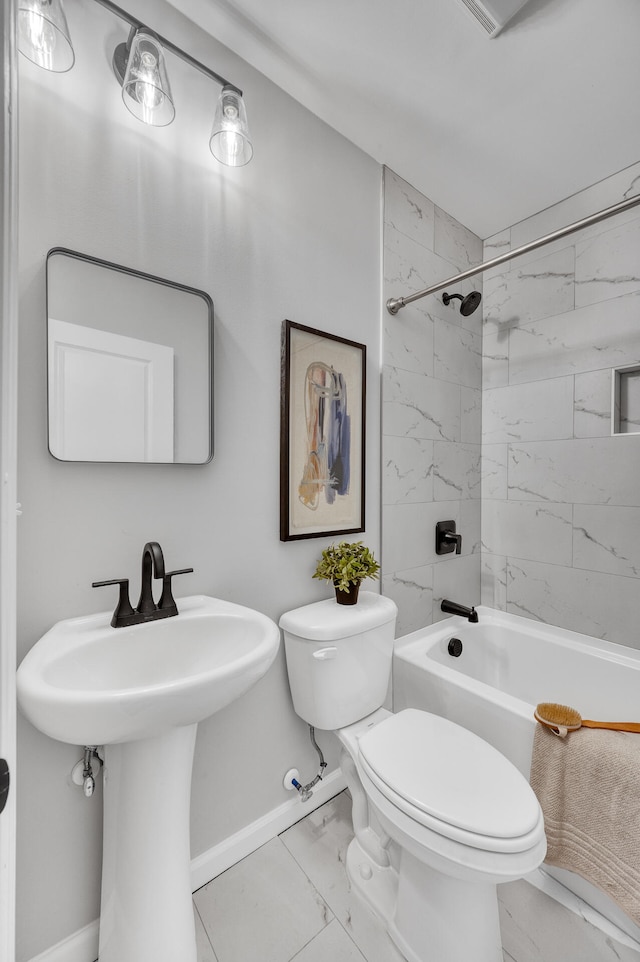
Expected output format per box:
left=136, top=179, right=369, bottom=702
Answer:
left=334, top=581, right=360, bottom=605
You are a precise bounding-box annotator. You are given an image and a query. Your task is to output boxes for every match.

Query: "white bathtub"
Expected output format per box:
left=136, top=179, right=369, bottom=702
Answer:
left=393, top=605, right=640, bottom=948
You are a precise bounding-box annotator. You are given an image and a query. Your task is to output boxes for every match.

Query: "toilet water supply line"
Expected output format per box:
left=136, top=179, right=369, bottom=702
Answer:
left=291, top=727, right=327, bottom=802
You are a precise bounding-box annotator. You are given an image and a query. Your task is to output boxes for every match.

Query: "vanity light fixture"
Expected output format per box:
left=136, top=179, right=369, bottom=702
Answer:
left=209, top=84, right=253, bottom=167
left=113, top=27, right=175, bottom=128
left=18, top=0, right=75, bottom=72
left=19, top=0, right=254, bottom=166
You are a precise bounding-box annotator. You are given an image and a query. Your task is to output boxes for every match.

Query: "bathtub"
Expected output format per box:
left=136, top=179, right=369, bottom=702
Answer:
left=393, top=605, right=640, bottom=949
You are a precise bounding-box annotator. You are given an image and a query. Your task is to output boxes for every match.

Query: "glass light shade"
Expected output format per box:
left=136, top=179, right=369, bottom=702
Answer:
left=121, top=30, right=175, bottom=128
left=18, top=0, right=75, bottom=72
left=209, top=86, right=253, bottom=167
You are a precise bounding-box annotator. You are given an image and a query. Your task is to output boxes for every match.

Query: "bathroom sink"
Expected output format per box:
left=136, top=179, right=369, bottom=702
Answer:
left=17, top=595, right=280, bottom=745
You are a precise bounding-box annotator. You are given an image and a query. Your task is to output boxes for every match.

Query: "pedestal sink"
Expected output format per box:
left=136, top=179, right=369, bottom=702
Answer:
left=17, top=595, right=280, bottom=962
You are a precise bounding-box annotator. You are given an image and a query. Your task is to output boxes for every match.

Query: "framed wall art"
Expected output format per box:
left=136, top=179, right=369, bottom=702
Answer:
left=280, top=320, right=366, bottom=541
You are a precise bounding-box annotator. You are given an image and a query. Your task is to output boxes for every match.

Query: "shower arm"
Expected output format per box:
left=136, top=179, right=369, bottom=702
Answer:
left=386, top=192, right=640, bottom=315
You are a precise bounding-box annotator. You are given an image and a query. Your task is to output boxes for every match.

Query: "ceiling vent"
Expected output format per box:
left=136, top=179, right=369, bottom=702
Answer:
left=455, top=0, right=531, bottom=37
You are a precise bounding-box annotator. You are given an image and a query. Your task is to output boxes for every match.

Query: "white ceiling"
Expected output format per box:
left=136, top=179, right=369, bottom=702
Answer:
left=168, top=0, right=640, bottom=238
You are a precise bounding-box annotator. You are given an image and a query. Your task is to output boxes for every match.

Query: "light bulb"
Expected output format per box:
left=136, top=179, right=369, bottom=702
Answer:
left=210, top=86, right=253, bottom=167
left=121, top=30, right=175, bottom=127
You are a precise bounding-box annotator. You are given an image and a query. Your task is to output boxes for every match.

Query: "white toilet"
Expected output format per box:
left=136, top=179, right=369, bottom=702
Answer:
left=280, top=591, right=546, bottom=962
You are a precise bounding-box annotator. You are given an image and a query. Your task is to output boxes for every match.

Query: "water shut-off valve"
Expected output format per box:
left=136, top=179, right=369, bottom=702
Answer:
left=71, top=746, right=103, bottom=797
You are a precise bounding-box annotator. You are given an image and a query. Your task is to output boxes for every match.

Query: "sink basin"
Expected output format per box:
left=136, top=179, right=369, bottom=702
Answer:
left=17, top=594, right=280, bottom=745
left=17, top=593, right=280, bottom=962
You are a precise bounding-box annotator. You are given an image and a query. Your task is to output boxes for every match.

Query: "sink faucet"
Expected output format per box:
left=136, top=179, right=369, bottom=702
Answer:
left=137, top=542, right=166, bottom=614
left=92, top=541, right=194, bottom=628
left=441, top=599, right=478, bottom=623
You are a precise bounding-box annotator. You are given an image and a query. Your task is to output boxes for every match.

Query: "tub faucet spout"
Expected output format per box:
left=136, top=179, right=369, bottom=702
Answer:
left=441, top=599, right=478, bottom=623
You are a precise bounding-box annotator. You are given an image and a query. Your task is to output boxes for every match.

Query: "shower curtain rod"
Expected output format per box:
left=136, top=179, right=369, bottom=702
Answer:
left=386, top=192, right=640, bottom=315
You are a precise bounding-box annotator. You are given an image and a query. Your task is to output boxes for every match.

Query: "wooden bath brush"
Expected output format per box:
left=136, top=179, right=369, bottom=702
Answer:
left=534, top=702, right=640, bottom=738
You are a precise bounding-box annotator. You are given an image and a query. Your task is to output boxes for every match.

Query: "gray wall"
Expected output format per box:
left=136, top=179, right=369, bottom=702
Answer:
left=381, top=169, right=482, bottom=636
left=481, top=162, right=640, bottom=646
left=16, top=1, right=381, bottom=957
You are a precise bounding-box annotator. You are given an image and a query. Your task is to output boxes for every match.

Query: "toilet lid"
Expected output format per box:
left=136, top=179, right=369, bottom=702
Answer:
left=358, top=709, right=541, bottom=840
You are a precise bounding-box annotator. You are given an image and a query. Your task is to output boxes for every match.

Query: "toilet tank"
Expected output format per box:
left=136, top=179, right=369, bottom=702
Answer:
left=279, top=591, right=397, bottom=730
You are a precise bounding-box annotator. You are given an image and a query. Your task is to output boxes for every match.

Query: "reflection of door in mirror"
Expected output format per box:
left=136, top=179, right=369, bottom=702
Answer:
left=46, top=249, right=213, bottom=464
left=48, top=319, right=175, bottom=462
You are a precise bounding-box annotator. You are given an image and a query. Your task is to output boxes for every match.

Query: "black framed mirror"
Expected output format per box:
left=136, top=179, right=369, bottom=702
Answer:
left=46, top=248, right=213, bottom=464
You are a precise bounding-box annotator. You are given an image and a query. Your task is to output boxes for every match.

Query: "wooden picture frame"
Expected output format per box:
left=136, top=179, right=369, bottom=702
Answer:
left=280, top=320, right=366, bottom=541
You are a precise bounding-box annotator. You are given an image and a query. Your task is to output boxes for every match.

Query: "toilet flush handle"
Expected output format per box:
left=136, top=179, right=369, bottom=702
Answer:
left=313, top=647, right=337, bottom=660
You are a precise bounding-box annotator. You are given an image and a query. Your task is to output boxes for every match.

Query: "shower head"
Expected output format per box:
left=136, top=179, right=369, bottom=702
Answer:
left=442, top=290, right=482, bottom=316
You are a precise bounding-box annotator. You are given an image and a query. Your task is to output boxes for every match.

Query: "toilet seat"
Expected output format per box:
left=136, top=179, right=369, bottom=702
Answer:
left=357, top=709, right=543, bottom=854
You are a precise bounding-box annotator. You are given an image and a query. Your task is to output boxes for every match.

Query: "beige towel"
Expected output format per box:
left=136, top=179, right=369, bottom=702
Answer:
left=530, top=723, right=640, bottom=926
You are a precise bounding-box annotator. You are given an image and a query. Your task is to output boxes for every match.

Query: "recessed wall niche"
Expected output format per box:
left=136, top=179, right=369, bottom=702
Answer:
left=613, top=365, right=640, bottom=435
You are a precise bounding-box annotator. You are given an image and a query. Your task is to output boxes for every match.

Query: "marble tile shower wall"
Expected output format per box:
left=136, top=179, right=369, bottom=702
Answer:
left=382, top=169, right=483, bottom=637
left=481, top=163, right=640, bottom=647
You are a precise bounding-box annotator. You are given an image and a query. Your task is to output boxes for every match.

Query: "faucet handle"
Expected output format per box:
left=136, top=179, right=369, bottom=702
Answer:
left=92, top=578, right=136, bottom=628
left=159, top=568, right=194, bottom=615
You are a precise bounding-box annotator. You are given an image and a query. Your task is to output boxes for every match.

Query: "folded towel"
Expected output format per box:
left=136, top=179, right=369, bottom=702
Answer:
left=530, top=723, right=640, bottom=926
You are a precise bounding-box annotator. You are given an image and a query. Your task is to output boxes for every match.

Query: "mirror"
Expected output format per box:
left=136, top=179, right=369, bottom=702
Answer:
left=46, top=248, right=213, bottom=464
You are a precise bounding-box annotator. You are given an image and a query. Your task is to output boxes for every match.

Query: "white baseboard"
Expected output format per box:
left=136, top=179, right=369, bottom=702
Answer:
left=28, top=769, right=347, bottom=962
left=27, top=921, right=100, bottom=962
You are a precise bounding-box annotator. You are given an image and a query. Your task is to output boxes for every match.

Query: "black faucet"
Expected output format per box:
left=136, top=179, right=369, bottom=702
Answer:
left=92, top=541, right=194, bottom=628
left=441, top=599, right=478, bottom=623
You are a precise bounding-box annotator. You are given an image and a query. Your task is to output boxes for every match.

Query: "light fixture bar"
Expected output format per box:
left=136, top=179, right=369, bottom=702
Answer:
left=386, top=191, right=640, bottom=315
left=93, top=0, right=242, bottom=94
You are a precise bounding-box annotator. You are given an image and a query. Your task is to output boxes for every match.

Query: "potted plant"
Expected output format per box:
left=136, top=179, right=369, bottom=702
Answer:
left=313, top=540, right=381, bottom=605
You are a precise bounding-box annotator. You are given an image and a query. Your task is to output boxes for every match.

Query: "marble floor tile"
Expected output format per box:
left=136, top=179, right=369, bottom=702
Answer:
left=195, top=791, right=640, bottom=962
left=195, top=905, right=218, bottom=962
left=194, top=836, right=332, bottom=962
left=291, top=919, right=366, bottom=962
left=282, top=793, right=405, bottom=962
left=499, top=879, right=640, bottom=962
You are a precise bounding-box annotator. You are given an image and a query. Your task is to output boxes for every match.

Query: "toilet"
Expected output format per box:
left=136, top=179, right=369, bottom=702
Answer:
left=280, top=591, right=546, bottom=962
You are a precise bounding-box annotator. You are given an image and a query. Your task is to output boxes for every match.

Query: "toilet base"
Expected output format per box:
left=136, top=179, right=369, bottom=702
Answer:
left=346, top=836, right=398, bottom=924
left=346, top=839, right=503, bottom=962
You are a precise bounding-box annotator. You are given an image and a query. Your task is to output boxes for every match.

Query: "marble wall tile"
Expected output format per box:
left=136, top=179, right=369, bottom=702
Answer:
left=508, top=291, right=640, bottom=384
left=461, top=386, right=481, bottom=443
left=434, top=205, right=483, bottom=269
left=480, top=553, right=507, bottom=609
left=508, top=437, right=640, bottom=505
left=382, top=436, right=433, bottom=505
left=509, top=162, right=640, bottom=250
left=481, top=444, right=508, bottom=500
left=433, top=441, right=480, bottom=500
left=505, top=558, right=640, bottom=647
left=575, top=215, right=640, bottom=308
left=432, top=553, right=481, bottom=620
left=483, top=228, right=511, bottom=280
left=573, top=504, right=640, bottom=578
left=482, top=500, right=573, bottom=566
left=384, top=227, right=452, bottom=297
left=574, top=370, right=613, bottom=438
left=383, top=307, right=434, bottom=376
left=483, top=246, right=575, bottom=333
left=482, top=331, right=509, bottom=389
left=383, top=168, right=435, bottom=251
left=382, top=565, right=433, bottom=637
left=383, top=366, right=460, bottom=441
left=434, top=319, right=482, bottom=389
left=482, top=377, right=574, bottom=444
left=382, top=501, right=460, bottom=573
left=459, top=498, right=481, bottom=556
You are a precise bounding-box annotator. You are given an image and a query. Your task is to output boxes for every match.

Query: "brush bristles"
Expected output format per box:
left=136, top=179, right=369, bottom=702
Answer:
left=536, top=702, right=582, bottom=727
